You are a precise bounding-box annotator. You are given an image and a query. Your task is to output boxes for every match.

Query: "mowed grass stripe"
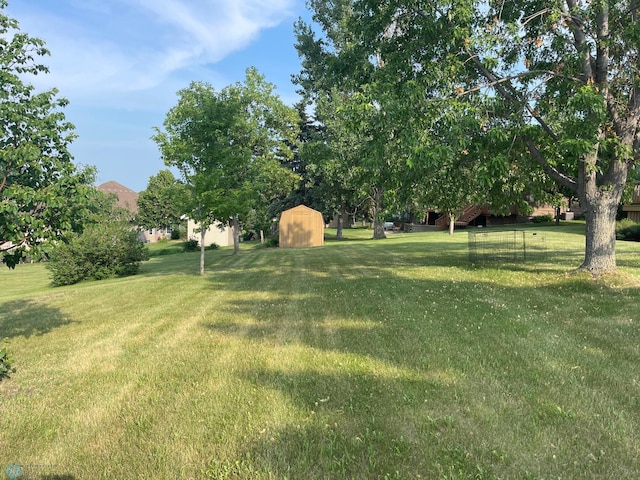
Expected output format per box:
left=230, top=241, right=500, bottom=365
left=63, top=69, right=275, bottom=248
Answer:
left=1, top=225, right=640, bottom=478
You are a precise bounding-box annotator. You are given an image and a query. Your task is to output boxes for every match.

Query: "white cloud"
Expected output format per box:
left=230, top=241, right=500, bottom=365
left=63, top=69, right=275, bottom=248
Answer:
left=11, top=0, right=298, bottom=108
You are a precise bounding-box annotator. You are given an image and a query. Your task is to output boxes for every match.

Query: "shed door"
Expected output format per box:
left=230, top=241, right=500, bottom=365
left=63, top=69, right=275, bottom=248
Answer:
left=290, top=213, right=313, bottom=247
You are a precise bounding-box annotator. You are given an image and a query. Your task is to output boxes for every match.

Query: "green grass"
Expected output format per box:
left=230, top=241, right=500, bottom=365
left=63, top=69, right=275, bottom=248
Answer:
left=1, top=223, right=640, bottom=479
left=146, top=239, right=193, bottom=257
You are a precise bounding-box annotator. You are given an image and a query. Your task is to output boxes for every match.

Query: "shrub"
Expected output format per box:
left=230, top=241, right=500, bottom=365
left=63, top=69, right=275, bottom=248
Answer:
left=531, top=214, right=554, bottom=223
left=616, top=219, right=640, bottom=241
left=206, top=242, right=219, bottom=250
left=170, top=229, right=181, bottom=240
left=47, top=221, right=150, bottom=286
left=0, top=347, right=15, bottom=381
left=265, top=236, right=279, bottom=248
left=183, top=239, right=199, bottom=252
left=616, top=218, right=638, bottom=231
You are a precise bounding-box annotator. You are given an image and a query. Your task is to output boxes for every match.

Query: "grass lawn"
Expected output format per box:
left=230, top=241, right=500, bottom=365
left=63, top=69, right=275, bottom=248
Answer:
left=1, top=223, right=640, bottom=479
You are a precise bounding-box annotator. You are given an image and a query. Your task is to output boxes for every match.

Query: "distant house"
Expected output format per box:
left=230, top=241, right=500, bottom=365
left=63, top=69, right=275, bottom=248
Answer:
left=96, top=181, right=139, bottom=214
left=622, top=183, right=640, bottom=222
left=186, top=219, right=234, bottom=247
left=96, top=180, right=170, bottom=243
left=425, top=196, right=584, bottom=231
left=279, top=205, right=325, bottom=248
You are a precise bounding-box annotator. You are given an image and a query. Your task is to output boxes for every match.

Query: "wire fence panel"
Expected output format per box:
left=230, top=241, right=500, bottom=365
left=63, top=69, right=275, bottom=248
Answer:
left=468, top=229, right=543, bottom=264
left=468, top=227, right=589, bottom=269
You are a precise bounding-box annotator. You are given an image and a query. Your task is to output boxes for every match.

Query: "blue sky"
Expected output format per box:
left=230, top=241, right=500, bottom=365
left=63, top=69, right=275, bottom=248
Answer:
left=7, top=0, right=311, bottom=192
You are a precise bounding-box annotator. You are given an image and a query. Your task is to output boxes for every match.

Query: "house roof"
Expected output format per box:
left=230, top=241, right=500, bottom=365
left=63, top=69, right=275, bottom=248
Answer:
left=97, top=181, right=139, bottom=213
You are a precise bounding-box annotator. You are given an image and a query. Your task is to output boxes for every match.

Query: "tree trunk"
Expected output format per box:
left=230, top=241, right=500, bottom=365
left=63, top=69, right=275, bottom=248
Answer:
left=579, top=191, right=619, bottom=275
left=232, top=215, right=240, bottom=254
left=336, top=204, right=345, bottom=240
left=372, top=186, right=386, bottom=239
left=448, top=212, right=455, bottom=235
left=199, top=228, right=206, bottom=276
left=574, top=136, right=630, bottom=275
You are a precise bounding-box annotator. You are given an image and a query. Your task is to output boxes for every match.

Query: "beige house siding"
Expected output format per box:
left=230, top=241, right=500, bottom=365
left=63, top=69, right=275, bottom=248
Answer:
left=138, top=227, right=172, bottom=243
left=187, top=219, right=234, bottom=247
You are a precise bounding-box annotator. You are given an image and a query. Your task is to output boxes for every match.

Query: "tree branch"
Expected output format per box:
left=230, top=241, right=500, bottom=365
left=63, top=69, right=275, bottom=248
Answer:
left=564, top=0, right=596, bottom=82
left=0, top=237, right=26, bottom=253
left=456, top=69, right=583, bottom=98
left=524, top=136, right=577, bottom=192
left=595, top=4, right=609, bottom=85
left=463, top=48, right=560, bottom=142
left=522, top=8, right=552, bottom=26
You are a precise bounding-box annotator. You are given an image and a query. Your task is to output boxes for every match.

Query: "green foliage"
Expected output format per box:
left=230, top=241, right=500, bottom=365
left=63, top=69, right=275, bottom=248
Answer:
left=153, top=68, right=300, bottom=266
left=183, top=239, right=199, bottom=252
left=153, top=68, right=300, bottom=229
left=616, top=219, right=640, bottom=242
left=264, top=235, right=279, bottom=248
left=136, top=170, right=187, bottom=231
left=0, top=1, right=96, bottom=268
left=0, top=346, right=14, bottom=380
left=47, top=221, right=149, bottom=286
left=206, top=242, right=219, bottom=251
left=299, top=0, right=640, bottom=274
left=146, top=241, right=184, bottom=257
left=531, top=214, right=554, bottom=224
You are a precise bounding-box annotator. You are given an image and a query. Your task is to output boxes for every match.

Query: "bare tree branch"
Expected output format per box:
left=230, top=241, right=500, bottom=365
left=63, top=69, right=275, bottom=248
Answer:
left=455, top=69, right=583, bottom=98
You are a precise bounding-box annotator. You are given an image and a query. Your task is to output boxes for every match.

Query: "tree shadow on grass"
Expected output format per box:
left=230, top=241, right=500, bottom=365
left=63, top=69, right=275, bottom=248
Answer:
left=0, top=299, right=75, bottom=339
left=198, top=248, right=640, bottom=478
left=186, top=356, right=471, bottom=479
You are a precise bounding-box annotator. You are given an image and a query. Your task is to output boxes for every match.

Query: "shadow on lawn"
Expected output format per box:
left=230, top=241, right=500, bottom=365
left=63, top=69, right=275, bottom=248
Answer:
left=198, top=244, right=640, bottom=478
left=235, top=369, right=461, bottom=479
left=0, top=299, right=74, bottom=339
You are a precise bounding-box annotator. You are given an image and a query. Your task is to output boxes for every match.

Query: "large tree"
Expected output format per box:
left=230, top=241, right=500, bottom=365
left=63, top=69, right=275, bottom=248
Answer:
left=300, top=90, right=373, bottom=239
left=348, top=0, right=640, bottom=275
left=295, top=1, right=408, bottom=239
left=136, top=169, right=187, bottom=233
left=0, top=0, right=94, bottom=268
left=153, top=68, right=299, bottom=274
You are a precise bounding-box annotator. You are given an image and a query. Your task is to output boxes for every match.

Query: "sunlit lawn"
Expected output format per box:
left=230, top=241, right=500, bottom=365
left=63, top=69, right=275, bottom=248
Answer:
left=1, top=222, right=640, bottom=479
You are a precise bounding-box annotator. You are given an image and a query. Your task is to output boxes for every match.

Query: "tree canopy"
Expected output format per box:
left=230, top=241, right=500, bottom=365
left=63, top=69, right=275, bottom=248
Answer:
left=294, top=3, right=407, bottom=239
left=0, top=0, right=95, bottom=268
left=297, top=0, right=640, bottom=274
left=153, top=68, right=300, bottom=273
left=136, top=169, right=187, bottom=232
